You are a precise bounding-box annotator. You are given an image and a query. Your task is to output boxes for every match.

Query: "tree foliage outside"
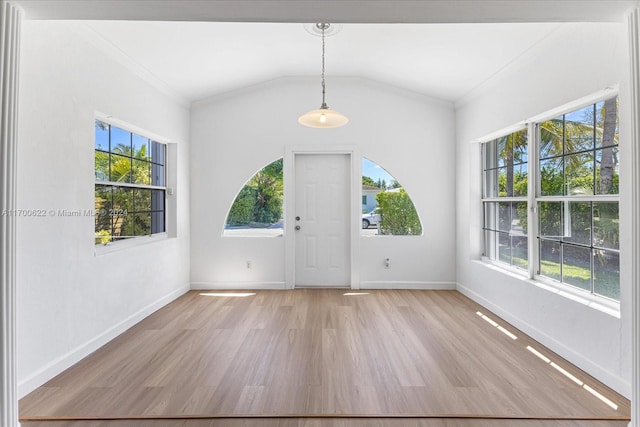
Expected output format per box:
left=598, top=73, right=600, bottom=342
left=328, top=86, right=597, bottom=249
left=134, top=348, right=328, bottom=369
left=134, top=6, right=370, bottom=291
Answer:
left=483, top=98, right=620, bottom=300
left=376, top=189, right=422, bottom=236
left=495, top=129, right=528, bottom=198
left=537, top=99, right=619, bottom=252
left=363, top=159, right=421, bottom=235
left=483, top=129, right=529, bottom=268
left=95, top=121, right=165, bottom=243
left=362, top=176, right=377, bottom=187
left=362, top=175, right=400, bottom=190
left=539, top=98, right=618, bottom=196
left=495, top=98, right=620, bottom=300
left=226, top=186, right=256, bottom=225
left=226, top=159, right=284, bottom=227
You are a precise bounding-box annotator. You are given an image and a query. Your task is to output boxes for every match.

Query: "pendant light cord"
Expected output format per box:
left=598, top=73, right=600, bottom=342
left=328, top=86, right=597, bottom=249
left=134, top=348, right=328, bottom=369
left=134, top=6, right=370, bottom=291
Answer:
left=321, top=24, right=327, bottom=108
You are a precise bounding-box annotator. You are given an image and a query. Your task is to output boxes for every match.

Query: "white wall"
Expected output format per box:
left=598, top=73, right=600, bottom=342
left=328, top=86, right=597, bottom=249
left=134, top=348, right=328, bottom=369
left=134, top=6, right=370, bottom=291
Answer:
left=12, top=17, right=632, bottom=406
left=16, top=21, right=191, bottom=397
left=455, top=22, right=631, bottom=396
left=190, top=77, right=456, bottom=289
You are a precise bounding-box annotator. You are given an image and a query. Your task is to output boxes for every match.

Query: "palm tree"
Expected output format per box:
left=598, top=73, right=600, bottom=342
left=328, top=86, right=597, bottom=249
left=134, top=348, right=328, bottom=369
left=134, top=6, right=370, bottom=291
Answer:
left=497, top=129, right=527, bottom=197
left=539, top=98, right=618, bottom=196
left=538, top=98, right=619, bottom=251
left=595, top=97, right=619, bottom=251
left=540, top=117, right=593, bottom=184
left=598, top=97, right=617, bottom=194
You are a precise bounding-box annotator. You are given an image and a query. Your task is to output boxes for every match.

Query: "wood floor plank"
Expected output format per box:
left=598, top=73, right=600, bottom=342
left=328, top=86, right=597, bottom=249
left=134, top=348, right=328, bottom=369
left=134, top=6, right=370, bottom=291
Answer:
left=19, top=290, right=630, bottom=422
left=18, top=419, right=633, bottom=427
left=18, top=419, right=634, bottom=427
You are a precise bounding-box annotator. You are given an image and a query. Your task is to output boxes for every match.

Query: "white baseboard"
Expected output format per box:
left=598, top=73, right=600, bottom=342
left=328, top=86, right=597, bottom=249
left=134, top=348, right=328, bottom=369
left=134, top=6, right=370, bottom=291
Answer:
left=191, top=282, right=456, bottom=290
left=191, top=281, right=287, bottom=290
left=18, top=283, right=190, bottom=399
left=360, top=281, right=456, bottom=290
left=456, top=282, right=631, bottom=398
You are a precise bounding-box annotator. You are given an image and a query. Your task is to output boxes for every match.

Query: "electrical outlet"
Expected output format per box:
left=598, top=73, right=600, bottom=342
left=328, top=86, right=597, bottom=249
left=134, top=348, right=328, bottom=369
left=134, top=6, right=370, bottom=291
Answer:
left=385, top=258, right=391, bottom=269
left=246, top=260, right=252, bottom=269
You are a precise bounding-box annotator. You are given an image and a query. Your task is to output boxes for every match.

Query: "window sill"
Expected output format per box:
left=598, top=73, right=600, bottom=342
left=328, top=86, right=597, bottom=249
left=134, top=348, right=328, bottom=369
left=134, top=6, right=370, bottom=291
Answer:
left=94, top=233, right=169, bottom=256
left=480, top=257, right=529, bottom=279
left=475, top=259, right=620, bottom=319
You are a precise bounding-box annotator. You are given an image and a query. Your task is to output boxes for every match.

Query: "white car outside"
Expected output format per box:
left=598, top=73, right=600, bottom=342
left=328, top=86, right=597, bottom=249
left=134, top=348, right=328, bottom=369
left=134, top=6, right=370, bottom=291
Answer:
left=362, top=209, right=381, bottom=229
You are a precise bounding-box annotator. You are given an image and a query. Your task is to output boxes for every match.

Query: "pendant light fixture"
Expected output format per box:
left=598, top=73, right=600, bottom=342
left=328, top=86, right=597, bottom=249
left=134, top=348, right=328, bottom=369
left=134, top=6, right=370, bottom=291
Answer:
left=298, top=23, right=349, bottom=128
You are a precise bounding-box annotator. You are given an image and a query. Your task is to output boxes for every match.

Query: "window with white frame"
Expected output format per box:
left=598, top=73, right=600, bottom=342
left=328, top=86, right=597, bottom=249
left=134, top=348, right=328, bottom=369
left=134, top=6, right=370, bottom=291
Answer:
left=482, top=129, right=529, bottom=269
left=482, top=96, right=620, bottom=302
left=94, top=119, right=167, bottom=244
left=537, top=97, right=619, bottom=300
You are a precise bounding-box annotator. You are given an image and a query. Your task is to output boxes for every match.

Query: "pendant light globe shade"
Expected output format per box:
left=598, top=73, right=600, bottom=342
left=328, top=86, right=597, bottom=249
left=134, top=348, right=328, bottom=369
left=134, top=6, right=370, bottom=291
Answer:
left=298, top=106, right=349, bottom=128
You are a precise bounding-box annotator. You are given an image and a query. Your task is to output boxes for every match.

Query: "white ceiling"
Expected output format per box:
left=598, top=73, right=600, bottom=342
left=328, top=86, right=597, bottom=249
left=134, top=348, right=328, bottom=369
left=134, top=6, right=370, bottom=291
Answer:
left=16, top=1, right=639, bottom=23
left=17, top=0, right=634, bottom=105
left=83, top=21, right=563, bottom=103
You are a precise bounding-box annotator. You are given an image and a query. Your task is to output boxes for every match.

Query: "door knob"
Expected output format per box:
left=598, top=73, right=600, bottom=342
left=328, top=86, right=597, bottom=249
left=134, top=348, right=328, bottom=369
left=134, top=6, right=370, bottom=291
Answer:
left=295, top=225, right=301, bottom=231
left=296, top=216, right=301, bottom=221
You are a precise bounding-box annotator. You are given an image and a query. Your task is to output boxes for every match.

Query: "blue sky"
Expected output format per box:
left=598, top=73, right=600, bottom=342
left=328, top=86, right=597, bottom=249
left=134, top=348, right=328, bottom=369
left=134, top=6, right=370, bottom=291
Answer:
left=362, top=157, right=397, bottom=186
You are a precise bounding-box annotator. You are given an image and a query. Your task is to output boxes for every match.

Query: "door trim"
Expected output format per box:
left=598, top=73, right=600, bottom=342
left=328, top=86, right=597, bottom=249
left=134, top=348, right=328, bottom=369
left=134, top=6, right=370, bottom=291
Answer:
left=284, top=145, right=360, bottom=290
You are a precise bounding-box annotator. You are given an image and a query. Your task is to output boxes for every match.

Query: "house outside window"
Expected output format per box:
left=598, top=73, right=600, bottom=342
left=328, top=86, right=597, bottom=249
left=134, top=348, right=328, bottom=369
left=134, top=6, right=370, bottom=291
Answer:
left=94, top=119, right=167, bottom=244
left=361, top=186, right=380, bottom=213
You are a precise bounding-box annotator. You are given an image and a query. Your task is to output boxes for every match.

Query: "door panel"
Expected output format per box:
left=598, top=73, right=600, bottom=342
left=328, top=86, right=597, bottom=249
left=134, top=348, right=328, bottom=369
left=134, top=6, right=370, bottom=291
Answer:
left=295, top=154, right=350, bottom=286
left=304, top=235, right=318, bottom=269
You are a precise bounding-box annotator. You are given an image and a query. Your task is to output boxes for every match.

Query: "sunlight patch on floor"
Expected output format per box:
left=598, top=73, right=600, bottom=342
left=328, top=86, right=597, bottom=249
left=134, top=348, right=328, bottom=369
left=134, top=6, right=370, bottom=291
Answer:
left=526, top=345, right=618, bottom=411
left=476, top=311, right=518, bottom=340
left=199, top=292, right=256, bottom=297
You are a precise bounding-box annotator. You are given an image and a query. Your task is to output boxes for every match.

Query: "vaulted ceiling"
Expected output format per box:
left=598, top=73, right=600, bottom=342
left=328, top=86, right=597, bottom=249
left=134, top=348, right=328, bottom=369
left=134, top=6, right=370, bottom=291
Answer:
left=15, top=0, right=637, bottom=104
left=81, top=21, right=564, bottom=103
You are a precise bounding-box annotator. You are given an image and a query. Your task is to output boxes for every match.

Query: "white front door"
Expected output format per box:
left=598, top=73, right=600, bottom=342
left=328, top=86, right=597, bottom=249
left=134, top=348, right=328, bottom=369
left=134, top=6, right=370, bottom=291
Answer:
left=294, top=154, right=350, bottom=287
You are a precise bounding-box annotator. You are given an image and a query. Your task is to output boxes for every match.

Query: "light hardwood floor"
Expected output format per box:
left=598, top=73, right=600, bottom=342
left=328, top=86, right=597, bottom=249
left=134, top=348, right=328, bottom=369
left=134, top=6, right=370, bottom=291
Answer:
left=19, top=289, right=630, bottom=426
left=18, top=419, right=632, bottom=427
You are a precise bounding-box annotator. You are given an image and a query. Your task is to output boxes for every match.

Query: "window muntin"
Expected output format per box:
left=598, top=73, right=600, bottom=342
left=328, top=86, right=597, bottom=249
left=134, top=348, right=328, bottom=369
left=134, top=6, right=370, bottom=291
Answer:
left=536, top=97, right=619, bottom=301
left=539, top=100, right=618, bottom=197
left=482, top=129, right=528, bottom=270
left=94, top=120, right=166, bottom=244
left=483, top=201, right=528, bottom=269
left=481, top=96, right=620, bottom=302
left=483, top=130, right=528, bottom=198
